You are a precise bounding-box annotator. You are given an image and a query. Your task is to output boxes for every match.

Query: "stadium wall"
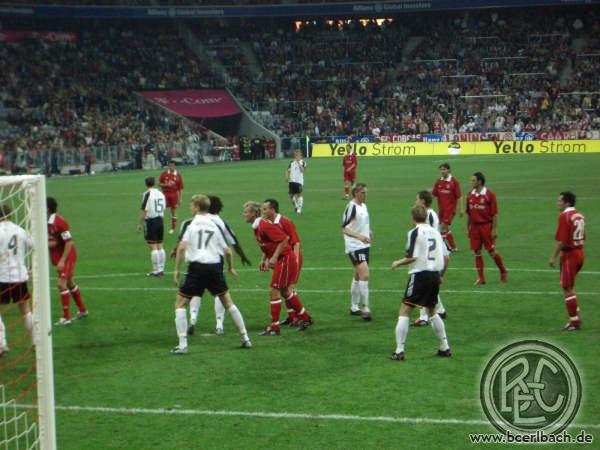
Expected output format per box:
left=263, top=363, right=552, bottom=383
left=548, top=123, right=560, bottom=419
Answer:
left=311, top=140, right=600, bottom=157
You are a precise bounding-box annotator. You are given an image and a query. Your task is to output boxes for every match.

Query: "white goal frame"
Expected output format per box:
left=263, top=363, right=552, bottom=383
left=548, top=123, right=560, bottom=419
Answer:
left=0, top=175, right=56, bottom=450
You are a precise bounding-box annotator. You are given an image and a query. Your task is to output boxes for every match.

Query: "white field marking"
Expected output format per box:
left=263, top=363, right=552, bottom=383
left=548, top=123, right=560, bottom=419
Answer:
left=12, top=404, right=600, bottom=429
left=73, top=266, right=600, bottom=279
left=82, top=287, right=600, bottom=296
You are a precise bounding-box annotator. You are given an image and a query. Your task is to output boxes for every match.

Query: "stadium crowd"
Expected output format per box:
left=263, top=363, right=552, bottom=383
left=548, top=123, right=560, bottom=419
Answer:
left=207, top=9, right=600, bottom=137
left=1, top=7, right=599, bottom=171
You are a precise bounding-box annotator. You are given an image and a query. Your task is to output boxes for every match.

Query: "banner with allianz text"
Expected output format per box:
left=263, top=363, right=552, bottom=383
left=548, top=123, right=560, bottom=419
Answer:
left=140, top=89, right=241, bottom=119
left=312, top=140, right=600, bottom=157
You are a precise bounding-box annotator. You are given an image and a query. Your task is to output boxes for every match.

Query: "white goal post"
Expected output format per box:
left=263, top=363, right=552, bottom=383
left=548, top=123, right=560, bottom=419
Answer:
left=0, top=175, right=56, bottom=450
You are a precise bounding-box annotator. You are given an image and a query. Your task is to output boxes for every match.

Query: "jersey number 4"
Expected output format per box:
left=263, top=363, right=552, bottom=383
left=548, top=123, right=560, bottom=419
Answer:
left=8, top=235, right=17, bottom=255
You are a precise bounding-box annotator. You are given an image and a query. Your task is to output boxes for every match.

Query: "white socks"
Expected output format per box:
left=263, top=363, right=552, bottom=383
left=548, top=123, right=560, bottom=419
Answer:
left=350, top=279, right=360, bottom=311
left=151, top=250, right=159, bottom=273
left=175, top=308, right=188, bottom=349
left=297, top=196, right=304, bottom=211
left=151, top=249, right=166, bottom=273
left=430, top=314, right=450, bottom=351
left=214, top=296, right=225, bottom=330
left=395, top=316, right=409, bottom=354
left=227, top=305, right=248, bottom=341
left=358, top=280, right=370, bottom=312
left=189, top=297, right=201, bottom=325
left=158, top=249, right=165, bottom=272
left=437, top=296, right=446, bottom=315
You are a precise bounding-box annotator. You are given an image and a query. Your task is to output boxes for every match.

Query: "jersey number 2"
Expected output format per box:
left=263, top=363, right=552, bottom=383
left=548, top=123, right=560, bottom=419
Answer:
left=427, top=238, right=436, bottom=261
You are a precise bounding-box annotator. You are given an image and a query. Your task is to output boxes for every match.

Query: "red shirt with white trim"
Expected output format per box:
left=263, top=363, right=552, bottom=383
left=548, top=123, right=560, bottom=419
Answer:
left=555, top=207, right=585, bottom=251
left=47, top=213, right=76, bottom=266
left=466, top=187, right=497, bottom=224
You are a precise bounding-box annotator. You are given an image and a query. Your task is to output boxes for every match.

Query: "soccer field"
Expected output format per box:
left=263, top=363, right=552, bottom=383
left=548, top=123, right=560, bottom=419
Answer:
left=46, top=154, right=599, bottom=449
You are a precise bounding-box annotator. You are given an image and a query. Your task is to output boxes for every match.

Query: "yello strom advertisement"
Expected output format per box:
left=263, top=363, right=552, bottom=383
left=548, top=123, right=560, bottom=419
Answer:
left=312, top=140, right=600, bottom=157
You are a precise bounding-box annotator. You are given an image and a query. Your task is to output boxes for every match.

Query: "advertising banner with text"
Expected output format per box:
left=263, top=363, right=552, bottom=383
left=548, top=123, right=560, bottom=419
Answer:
left=312, top=140, right=600, bottom=157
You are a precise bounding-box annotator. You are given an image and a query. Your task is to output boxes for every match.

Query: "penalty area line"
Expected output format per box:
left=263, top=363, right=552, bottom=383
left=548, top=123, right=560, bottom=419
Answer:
left=29, top=404, right=598, bottom=429
left=83, top=287, right=600, bottom=296
left=73, top=266, right=600, bottom=279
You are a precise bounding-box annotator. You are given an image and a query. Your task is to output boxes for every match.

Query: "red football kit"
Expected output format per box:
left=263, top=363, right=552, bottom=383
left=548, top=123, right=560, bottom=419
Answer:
left=343, top=152, right=357, bottom=182
left=159, top=169, right=184, bottom=208
left=555, top=207, right=585, bottom=289
left=253, top=218, right=298, bottom=289
left=466, top=187, right=497, bottom=252
left=274, top=214, right=303, bottom=283
left=432, top=175, right=461, bottom=224
left=48, top=213, right=77, bottom=279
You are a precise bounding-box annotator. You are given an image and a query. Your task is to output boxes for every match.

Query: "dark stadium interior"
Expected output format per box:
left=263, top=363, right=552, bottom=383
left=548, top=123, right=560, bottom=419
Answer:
left=1, top=4, right=599, bottom=172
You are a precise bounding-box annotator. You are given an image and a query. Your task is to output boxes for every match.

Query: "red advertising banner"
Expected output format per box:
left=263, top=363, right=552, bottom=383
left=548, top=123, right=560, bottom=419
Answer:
left=140, top=89, right=241, bottom=118
left=0, top=31, right=78, bottom=42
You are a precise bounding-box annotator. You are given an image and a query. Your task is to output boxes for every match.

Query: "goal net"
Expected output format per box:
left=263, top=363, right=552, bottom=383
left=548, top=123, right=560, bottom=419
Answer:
left=0, top=175, right=55, bottom=450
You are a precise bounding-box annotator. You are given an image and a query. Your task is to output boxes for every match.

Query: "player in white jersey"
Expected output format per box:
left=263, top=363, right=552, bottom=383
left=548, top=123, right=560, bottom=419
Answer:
left=287, top=149, right=306, bottom=214
left=0, top=205, right=34, bottom=356
left=414, top=191, right=448, bottom=326
left=342, top=183, right=372, bottom=320
left=186, top=195, right=251, bottom=337
left=137, top=176, right=167, bottom=277
left=391, top=205, right=451, bottom=361
left=171, top=194, right=251, bottom=354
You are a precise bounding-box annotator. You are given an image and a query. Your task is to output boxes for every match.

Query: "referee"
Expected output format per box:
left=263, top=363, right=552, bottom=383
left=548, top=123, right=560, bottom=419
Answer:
left=390, top=205, right=451, bottom=361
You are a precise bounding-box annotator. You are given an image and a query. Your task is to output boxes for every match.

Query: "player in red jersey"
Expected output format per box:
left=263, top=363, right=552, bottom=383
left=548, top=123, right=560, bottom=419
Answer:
left=342, top=144, right=357, bottom=199
left=262, top=198, right=313, bottom=328
left=243, top=201, right=313, bottom=335
left=432, top=162, right=462, bottom=251
left=46, top=197, right=88, bottom=325
left=465, top=172, right=507, bottom=285
left=159, top=160, right=184, bottom=234
left=549, top=191, right=585, bottom=331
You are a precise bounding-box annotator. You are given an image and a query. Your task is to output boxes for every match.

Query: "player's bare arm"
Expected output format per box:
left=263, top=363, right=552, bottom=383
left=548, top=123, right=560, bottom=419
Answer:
left=391, top=256, right=417, bottom=269
left=549, top=241, right=565, bottom=267
left=224, top=247, right=238, bottom=278
left=233, top=244, right=251, bottom=266
left=343, top=224, right=371, bottom=244
left=57, top=240, right=74, bottom=272
left=268, top=236, right=289, bottom=268
left=173, top=241, right=185, bottom=285
left=136, top=209, right=146, bottom=233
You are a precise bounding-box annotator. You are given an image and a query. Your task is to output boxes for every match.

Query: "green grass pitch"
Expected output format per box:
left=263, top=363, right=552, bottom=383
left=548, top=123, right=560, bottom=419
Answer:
left=45, top=154, right=599, bottom=449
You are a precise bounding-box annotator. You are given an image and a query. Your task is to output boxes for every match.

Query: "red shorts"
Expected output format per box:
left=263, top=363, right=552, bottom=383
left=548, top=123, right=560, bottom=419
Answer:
left=55, top=251, right=77, bottom=280
left=270, top=252, right=299, bottom=289
left=344, top=171, right=356, bottom=183
left=164, top=192, right=179, bottom=209
left=438, top=208, right=456, bottom=225
left=469, top=223, right=496, bottom=252
left=560, top=249, right=584, bottom=289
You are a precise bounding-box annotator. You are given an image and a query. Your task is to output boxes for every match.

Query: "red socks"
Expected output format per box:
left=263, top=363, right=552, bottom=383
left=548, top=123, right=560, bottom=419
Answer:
left=444, top=231, right=457, bottom=250
left=270, top=298, right=282, bottom=325
left=564, top=292, right=579, bottom=321
left=475, top=255, right=484, bottom=281
left=60, top=290, right=70, bottom=320
left=70, top=285, right=87, bottom=313
left=286, top=292, right=310, bottom=321
left=171, top=215, right=177, bottom=231
left=493, top=254, right=507, bottom=274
